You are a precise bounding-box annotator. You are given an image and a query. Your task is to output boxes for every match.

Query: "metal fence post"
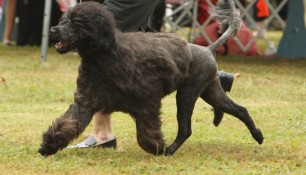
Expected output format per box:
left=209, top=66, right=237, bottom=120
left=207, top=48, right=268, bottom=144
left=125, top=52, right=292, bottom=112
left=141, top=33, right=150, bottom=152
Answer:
left=41, top=0, right=52, bottom=62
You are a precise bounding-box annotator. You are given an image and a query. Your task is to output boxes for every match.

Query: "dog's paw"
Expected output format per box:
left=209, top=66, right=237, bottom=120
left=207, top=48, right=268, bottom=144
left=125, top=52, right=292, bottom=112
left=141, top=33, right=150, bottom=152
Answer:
left=252, top=128, right=264, bottom=145
left=164, top=146, right=176, bottom=156
left=213, top=108, right=224, bottom=127
left=38, top=130, right=70, bottom=156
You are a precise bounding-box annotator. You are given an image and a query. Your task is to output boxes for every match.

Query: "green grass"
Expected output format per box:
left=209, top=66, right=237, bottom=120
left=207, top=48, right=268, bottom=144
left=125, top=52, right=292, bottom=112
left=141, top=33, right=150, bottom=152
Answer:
left=0, top=45, right=305, bottom=175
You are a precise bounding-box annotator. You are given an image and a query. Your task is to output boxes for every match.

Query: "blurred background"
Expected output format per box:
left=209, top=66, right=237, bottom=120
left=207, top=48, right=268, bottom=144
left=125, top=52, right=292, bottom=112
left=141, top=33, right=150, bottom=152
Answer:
left=0, top=0, right=306, bottom=59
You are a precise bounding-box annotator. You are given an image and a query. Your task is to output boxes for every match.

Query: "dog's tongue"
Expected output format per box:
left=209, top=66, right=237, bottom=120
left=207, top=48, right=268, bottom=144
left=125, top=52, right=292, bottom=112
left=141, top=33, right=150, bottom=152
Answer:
left=55, top=40, right=75, bottom=49
left=55, top=42, right=62, bottom=49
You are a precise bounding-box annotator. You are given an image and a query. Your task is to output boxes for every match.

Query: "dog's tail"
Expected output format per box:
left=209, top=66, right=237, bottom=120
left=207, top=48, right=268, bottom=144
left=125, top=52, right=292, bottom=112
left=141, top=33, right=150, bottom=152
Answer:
left=208, top=0, right=242, bottom=52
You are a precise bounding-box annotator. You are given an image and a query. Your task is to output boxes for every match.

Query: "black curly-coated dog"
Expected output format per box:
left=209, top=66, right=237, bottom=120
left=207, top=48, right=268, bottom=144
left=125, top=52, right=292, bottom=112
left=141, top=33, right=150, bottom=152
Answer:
left=39, top=0, right=264, bottom=156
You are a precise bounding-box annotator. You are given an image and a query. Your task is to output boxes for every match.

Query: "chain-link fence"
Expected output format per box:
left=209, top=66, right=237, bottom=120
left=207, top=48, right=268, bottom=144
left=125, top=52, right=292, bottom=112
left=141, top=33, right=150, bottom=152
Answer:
left=164, top=0, right=297, bottom=55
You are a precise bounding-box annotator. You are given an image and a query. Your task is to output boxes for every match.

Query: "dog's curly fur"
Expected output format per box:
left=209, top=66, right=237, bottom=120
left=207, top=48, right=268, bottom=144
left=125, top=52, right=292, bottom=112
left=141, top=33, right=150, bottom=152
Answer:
left=39, top=1, right=264, bottom=156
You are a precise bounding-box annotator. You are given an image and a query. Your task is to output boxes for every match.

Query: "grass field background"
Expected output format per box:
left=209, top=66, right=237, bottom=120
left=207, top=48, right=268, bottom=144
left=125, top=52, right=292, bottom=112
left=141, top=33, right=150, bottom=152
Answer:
left=0, top=40, right=305, bottom=174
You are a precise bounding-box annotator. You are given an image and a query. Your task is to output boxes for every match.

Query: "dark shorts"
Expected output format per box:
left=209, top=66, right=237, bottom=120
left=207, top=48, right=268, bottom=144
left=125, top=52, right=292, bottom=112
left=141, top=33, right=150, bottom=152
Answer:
left=103, top=0, right=159, bottom=32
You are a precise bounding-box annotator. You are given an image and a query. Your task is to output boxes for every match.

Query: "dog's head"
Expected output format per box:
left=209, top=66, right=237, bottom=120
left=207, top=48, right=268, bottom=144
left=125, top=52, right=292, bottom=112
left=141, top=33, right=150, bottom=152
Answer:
left=50, top=1, right=116, bottom=54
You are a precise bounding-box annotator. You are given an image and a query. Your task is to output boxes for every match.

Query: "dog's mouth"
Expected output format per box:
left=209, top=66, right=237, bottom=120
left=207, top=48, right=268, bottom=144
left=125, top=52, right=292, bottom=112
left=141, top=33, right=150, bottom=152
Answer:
left=55, top=40, right=77, bottom=54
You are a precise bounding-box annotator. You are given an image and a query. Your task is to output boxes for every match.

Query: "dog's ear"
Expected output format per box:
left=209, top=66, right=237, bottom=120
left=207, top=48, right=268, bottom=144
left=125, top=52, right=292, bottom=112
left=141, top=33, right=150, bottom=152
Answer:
left=96, top=21, right=115, bottom=50
left=89, top=4, right=116, bottom=50
left=69, top=2, right=117, bottom=51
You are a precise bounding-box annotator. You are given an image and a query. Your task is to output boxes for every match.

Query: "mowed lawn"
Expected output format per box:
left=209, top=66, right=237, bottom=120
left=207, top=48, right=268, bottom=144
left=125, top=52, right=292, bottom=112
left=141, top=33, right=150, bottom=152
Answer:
left=0, top=45, right=305, bottom=175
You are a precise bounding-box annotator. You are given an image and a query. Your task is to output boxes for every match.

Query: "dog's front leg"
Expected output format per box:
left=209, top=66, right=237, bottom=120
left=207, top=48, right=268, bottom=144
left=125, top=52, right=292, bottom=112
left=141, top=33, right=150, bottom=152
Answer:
left=133, top=108, right=167, bottom=155
left=165, top=90, right=197, bottom=156
left=38, top=103, right=95, bottom=156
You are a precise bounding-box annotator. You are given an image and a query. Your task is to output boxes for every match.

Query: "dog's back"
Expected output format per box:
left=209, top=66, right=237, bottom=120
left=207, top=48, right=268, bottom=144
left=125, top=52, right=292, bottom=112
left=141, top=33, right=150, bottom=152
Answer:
left=113, top=31, right=194, bottom=90
left=116, top=31, right=192, bottom=66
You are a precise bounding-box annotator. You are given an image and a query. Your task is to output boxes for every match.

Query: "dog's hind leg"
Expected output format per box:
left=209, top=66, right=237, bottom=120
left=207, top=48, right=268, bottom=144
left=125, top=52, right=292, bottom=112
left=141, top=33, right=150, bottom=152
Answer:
left=213, top=108, right=225, bottom=127
left=39, top=103, right=95, bottom=156
left=133, top=104, right=167, bottom=155
left=201, top=78, right=264, bottom=144
left=213, top=71, right=235, bottom=127
left=165, top=88, right=199, bottom=156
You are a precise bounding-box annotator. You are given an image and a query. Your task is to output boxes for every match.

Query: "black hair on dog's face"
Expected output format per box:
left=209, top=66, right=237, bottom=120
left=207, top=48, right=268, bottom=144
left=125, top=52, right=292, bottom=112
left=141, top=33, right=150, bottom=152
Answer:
left=50, top=2, right=116, bottom=54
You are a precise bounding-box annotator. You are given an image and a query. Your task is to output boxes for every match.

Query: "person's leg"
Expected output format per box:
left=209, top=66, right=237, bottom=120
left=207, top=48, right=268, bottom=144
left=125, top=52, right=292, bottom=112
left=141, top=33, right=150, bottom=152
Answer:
left=91, top=113, right=115, bottom=144
left=2, top=0, right=16, bottom=45
left=68, top=113, right=116, bottom=148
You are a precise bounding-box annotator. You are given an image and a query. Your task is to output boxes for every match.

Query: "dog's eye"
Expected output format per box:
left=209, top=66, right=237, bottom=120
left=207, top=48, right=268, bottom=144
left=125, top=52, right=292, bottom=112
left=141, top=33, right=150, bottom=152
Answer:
left=59, top=13, right=71, bottom=25
left=61, top=12, right=71, bottom=20
left=62, top=13, right=67, bottom=18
